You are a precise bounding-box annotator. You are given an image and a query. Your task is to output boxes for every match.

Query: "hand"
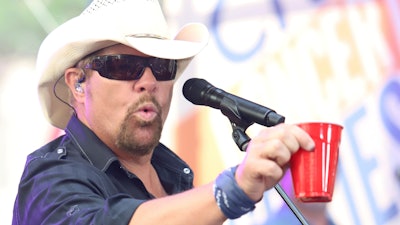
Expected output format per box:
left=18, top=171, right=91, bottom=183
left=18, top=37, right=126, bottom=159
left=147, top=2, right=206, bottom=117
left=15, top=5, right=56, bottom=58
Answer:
left=235, top=123, right=315, bottom=202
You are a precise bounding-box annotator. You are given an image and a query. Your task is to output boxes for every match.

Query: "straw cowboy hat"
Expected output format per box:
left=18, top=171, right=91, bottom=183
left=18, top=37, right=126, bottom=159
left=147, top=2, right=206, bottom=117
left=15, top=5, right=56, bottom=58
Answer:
left=37, top=0, right=209, bottom=129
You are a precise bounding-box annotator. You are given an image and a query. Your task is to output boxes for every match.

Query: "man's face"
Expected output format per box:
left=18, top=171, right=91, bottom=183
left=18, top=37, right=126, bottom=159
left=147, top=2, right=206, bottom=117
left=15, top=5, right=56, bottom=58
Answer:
left=81, top=44, right=175, bottom=156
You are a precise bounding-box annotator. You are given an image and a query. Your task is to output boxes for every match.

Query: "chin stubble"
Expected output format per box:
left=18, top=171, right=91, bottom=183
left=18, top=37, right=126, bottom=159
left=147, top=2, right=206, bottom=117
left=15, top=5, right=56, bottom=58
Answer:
left=115, top=95, right=163, bottom=156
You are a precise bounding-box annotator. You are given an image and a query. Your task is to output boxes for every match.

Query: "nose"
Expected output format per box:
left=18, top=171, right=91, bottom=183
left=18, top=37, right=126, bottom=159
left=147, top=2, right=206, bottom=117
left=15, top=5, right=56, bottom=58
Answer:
left=134, top=67, right=157, bottom=92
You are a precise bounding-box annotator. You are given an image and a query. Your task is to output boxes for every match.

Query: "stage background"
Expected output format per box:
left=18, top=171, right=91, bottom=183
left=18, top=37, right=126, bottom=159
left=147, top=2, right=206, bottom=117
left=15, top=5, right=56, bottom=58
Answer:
left=1, top=0, right=399, bottom=224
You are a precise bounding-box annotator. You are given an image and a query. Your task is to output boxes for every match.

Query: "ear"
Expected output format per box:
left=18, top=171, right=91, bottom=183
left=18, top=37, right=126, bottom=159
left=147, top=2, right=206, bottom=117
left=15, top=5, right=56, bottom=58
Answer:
left=65, top=68, right=86, bottom=103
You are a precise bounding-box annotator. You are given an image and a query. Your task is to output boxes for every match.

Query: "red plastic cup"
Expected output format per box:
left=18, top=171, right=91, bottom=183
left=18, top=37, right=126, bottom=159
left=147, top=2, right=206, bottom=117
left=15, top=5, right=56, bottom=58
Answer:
left=290, top=122, right=343, bottom=202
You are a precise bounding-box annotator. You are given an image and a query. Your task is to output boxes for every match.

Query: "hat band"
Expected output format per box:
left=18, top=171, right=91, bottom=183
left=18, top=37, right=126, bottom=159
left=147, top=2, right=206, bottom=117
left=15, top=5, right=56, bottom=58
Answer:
left=126, top=34, right=167, bottom=39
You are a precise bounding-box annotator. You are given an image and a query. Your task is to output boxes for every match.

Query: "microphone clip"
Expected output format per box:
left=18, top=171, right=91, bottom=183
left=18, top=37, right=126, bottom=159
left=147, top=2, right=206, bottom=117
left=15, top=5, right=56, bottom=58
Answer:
left=215, top=95, right=252, bottom=151
left=225, top=111, right=252, bottom=152
left=231, top=124, right=251, bottom=152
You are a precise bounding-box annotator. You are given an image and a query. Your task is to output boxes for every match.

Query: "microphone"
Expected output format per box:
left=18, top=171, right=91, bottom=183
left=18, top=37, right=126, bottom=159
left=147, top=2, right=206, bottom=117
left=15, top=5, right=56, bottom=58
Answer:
left=182, top=78, right=285, bottom=127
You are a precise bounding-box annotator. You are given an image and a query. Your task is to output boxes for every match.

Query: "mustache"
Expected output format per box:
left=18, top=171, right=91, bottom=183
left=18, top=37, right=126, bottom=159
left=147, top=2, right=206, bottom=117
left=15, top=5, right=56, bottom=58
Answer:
left=126, top=94, right=162, bottom=119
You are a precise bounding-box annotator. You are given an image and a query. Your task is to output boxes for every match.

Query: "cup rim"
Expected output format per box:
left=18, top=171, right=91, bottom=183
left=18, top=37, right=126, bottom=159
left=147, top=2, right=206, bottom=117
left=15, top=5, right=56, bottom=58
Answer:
left=296, top=122, right=343, bottom=129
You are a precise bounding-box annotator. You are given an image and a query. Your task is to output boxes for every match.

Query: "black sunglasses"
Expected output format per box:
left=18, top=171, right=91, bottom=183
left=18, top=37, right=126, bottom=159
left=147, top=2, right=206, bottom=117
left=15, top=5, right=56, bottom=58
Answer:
left=82, top=54, right=177, bottom=81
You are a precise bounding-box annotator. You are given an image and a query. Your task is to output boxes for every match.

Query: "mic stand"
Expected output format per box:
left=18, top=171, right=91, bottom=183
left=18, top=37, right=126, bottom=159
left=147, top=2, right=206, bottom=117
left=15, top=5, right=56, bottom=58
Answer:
left=230, top=121, right=310, bottom=225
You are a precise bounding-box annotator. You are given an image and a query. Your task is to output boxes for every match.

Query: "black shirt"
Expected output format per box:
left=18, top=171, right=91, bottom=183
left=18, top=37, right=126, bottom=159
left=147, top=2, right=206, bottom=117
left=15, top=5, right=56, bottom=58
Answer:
left=12, top=115, right=194, bottom=225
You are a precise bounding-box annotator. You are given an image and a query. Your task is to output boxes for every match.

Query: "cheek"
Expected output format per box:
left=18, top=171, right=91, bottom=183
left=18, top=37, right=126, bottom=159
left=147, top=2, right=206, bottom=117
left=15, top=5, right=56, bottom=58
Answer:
left=86, top=84, right=106, bottom=108
left=85, top=82, right=122, bottom=120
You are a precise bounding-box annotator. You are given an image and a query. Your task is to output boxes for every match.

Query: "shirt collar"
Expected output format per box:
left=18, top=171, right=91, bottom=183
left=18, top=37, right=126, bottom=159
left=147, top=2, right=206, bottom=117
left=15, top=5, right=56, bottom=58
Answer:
left=64, top=115, right=194, bottom=182
left=65, top=115, right=119, bottom=172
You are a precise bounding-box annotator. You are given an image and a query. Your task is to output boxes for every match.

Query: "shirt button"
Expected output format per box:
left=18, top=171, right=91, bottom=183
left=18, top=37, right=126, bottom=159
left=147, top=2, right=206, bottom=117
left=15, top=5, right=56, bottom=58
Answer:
left=57, top=148, right=64, bottom=154
left=183, top=168, right=191, bottom=174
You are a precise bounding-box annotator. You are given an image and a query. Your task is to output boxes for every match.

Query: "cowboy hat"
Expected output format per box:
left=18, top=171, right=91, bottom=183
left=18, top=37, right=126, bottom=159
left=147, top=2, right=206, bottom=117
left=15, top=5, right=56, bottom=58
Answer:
left=37, top=0, right=209, bottom=129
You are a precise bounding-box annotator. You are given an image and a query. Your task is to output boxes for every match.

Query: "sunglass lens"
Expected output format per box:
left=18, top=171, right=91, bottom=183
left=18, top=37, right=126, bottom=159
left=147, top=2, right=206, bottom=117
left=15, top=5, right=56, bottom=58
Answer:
left=149, top=58, right=176, bottom=81
left=103, top=56, right=143, bottom=80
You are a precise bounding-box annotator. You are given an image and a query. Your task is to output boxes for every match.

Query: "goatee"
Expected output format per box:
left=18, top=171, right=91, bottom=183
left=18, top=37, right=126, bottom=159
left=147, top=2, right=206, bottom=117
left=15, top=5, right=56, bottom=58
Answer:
left=115, top=95, right=163, bottom=156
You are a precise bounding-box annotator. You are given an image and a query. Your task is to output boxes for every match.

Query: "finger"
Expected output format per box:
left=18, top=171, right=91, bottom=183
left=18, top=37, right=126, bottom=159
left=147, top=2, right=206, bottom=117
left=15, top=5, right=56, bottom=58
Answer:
left=258, top=139, right=292, bottom=167
left=253, top=159, right=286, bottom=189
left=256, top=124, right=308, bottom=154
left=291, top=125, right=315, bottom=151
left=237, top=158, right=285, bottom=194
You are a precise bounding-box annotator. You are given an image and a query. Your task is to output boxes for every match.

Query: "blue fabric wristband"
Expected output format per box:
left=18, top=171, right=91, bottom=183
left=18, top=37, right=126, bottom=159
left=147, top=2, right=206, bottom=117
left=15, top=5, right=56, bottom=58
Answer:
left=213, top=166, right=256, bottom=219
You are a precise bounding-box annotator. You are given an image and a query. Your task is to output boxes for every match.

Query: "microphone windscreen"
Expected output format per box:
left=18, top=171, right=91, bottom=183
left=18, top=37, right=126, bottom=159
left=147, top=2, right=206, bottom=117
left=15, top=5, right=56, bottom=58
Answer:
left=182, top=78, right=209, bottom=105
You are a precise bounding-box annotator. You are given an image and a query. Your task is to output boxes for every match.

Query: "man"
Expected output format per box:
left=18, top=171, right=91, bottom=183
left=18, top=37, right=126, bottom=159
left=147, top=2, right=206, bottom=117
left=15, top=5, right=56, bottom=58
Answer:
left=13, top=0, right=315, bottom=224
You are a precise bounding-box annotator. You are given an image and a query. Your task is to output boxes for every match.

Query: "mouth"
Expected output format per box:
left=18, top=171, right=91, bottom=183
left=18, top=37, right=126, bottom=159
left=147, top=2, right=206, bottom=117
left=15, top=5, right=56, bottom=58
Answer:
left=133, top=102, right=159, bottom=121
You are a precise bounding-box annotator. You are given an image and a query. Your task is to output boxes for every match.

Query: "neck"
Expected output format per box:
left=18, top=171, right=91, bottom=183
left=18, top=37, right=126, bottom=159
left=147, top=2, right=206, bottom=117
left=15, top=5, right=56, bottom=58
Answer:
left=119, top=152, right=153, bottom=173
left=118, top=152, right=167, bottom=198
